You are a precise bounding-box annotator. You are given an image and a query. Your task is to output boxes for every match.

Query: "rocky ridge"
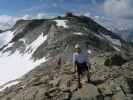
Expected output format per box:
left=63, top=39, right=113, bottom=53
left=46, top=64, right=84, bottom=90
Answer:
left=0, top=13, right=133, bottom=100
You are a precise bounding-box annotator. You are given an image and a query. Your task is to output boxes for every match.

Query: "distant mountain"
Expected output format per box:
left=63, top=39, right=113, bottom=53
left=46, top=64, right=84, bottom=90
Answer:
left=0, top=22, right=13, bottom=30
left=116, top=29, right=133, bottom=43
left=93, top=16, right=118, bottom=32
left=1, top=15, right=128, bottom=58
left=94, top=16, right=133, bottom=43
left=0, top=14, right=133, bottom=100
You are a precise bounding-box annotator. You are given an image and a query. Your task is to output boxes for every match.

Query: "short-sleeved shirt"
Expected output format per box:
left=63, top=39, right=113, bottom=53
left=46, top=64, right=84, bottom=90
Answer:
left=73, top=51, right=89, bottom=64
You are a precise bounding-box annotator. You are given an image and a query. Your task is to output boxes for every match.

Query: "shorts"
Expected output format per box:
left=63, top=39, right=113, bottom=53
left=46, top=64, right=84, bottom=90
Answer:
left=75, top=61, right=88, bottom=75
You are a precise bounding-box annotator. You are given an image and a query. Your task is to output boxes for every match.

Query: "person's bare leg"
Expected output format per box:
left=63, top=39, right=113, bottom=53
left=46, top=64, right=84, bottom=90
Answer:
left=87, top=64, right=91, bottom=83
left=77, top=73, right=82, bottom=88
left=85, top=69, right=90, bottom=83
left=85, top=71, right=90, bottom=83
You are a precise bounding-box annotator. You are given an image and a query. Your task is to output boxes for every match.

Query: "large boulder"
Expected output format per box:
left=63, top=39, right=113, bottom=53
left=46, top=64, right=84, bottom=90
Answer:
left=71, top=84, right=99, bottom=100
left=104, top=54, right=127, bottom=66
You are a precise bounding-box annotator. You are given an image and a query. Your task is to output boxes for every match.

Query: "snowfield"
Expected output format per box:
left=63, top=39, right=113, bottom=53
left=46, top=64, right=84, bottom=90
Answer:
left=0, top=31, right=14, bottom=47
left=0, top=33, right=48, bottom=85
left=54, top=20, right=68, bottom=28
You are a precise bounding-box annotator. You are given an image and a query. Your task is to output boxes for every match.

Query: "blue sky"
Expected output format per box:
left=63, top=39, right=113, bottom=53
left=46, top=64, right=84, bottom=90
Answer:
left=0, top=0, right=132, bottom=18
left=0, top=0, right=104, bottom=16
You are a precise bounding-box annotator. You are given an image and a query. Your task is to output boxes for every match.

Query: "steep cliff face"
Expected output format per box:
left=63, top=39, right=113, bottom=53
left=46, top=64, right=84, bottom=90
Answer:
left=0, top=14, right=133, bottom=100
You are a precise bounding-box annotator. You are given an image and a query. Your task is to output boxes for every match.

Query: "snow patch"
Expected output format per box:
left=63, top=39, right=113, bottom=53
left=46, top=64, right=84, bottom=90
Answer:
left=113, top=46, right=121, bottom=51
left=26, top=32, right=47, bottom=55
left=73, top=32, right=83, bottom=35
left=2, top=43, right=14, bottom=52
left=0, top=33, right=48, bottom=85
left=54, top=20, right=68, bottom=28
left=19, top=38, right=26, bottom=44
left=0, top=81, right=21, bottom=91
left=0, top=31, right=14, bottom=47
left=95, top=33, right=104, bottom=39
left=102, top=34, right=121, bottom=46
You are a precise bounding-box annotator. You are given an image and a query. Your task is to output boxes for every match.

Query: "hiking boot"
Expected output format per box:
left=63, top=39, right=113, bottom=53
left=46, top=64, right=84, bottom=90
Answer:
left=78, top=83, right=82, bottom=88
left=87, top=78, right=91, bottom=83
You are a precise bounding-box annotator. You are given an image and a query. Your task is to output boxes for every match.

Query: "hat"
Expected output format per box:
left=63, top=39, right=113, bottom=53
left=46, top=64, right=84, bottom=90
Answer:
left=74, top=44, right=80, bottom=49
left=87, top=50, right=92, bottom=54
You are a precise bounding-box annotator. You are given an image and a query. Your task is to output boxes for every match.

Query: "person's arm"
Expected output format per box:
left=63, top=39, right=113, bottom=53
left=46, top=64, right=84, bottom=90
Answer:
left=87, top=50, right=92, bottom=69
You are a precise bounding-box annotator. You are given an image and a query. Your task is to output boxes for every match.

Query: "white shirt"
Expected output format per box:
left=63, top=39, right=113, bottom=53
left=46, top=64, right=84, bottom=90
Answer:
left=73, top=51, right=89, bottom=64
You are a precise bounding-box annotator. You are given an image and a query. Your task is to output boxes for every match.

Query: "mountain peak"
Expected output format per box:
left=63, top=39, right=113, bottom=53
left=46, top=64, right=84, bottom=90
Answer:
left=0, top=13, right=133, bottom=100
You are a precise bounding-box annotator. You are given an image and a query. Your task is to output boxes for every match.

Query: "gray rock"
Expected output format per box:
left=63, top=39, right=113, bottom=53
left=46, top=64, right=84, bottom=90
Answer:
left=72, top=84, right=99, bottom=100
left=34, top=88, right=47, bottom=100
left=11, top=86, right=39, bottom=100
left=97, top=83, right=113, bottom=95
left=112, top=91, right=128, bottom=100
left=49, top=77, right=61, bottom=87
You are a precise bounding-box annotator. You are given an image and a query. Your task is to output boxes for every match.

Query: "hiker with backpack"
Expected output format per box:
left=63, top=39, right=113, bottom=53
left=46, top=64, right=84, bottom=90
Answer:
left=73, top=44, right=91, bottom=88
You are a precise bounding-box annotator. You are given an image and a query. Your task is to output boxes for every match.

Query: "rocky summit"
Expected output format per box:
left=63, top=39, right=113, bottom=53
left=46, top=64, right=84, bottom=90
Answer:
left=0, top=13, right=133, bottom=100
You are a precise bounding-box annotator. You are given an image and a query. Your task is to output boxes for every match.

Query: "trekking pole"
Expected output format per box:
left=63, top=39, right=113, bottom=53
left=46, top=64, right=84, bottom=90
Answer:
left=120, top=85, right=128, bottom=97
